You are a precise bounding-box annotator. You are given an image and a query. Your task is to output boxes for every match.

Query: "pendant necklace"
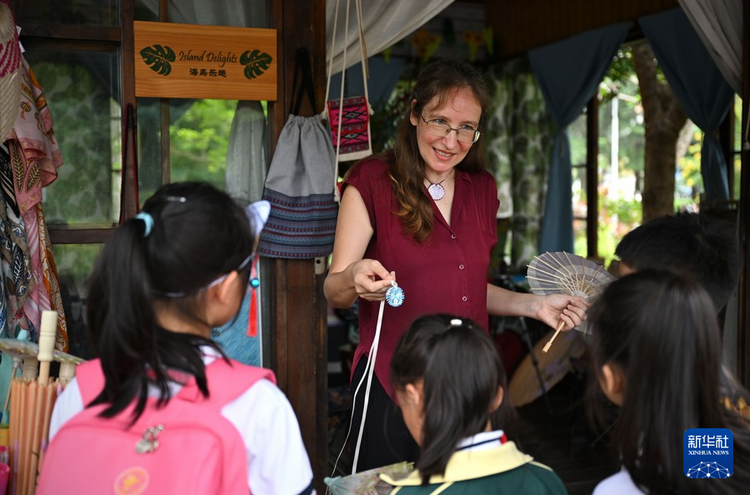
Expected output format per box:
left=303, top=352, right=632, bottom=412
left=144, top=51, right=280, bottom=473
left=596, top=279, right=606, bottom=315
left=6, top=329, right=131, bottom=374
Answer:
left=426, top=169, right=453, bottom=201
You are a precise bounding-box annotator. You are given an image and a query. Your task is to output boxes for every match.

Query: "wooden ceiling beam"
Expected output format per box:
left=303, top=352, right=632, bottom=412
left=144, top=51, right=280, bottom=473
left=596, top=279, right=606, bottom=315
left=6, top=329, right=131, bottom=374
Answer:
left=486, top=0, right=678, bottom=60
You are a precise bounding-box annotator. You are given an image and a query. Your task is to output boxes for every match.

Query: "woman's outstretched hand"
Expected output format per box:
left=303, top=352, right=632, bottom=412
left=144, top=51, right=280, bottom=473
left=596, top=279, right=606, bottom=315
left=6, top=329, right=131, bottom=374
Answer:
left=350, top=259, right=395, bottom=302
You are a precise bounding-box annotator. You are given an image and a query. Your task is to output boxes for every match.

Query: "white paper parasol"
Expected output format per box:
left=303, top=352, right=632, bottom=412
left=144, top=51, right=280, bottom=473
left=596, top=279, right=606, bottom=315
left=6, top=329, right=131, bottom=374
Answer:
left=526, top=251, right=615, bottom=352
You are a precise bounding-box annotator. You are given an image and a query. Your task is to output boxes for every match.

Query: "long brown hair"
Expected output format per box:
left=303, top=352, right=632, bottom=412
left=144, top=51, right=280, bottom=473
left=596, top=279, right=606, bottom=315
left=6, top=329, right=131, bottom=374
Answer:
left=390, top=58, right=490, bottom=243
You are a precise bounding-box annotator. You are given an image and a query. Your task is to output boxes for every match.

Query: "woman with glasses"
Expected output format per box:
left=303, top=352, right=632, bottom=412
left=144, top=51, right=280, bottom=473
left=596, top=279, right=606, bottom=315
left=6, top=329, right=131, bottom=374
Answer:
left=324, top=58, right=588, bottom=472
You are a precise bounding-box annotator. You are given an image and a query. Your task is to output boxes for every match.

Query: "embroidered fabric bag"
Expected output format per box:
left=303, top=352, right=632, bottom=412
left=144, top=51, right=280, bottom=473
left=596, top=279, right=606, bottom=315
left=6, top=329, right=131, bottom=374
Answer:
left=37, top=358, right=274, bottom=495
left=257, top=48, right=338, bottom=259
left=326, top=95, right=371, bottom=161
left=324, top=0, right=373, bottom=163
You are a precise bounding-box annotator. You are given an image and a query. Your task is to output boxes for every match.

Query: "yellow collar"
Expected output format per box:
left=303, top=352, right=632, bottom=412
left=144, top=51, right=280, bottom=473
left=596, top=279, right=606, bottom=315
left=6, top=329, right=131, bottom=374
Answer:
left=381, top=441, right=537, bottom=486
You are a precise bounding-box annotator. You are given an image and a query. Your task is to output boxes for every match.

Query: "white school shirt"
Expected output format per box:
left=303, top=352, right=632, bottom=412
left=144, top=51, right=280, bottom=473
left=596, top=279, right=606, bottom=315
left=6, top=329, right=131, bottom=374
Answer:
left=49, top=348, right=315, bottom=495
left=593, top=468, right=646, bottom=495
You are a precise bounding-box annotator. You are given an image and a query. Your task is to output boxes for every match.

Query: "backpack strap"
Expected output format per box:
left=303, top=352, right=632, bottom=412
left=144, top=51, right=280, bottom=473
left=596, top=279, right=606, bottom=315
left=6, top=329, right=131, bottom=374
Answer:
left=75, top=358, right=105, bottom=407
left=178, top=358, right=276, bottom=408
left=75, top=357, right=276, bottom=410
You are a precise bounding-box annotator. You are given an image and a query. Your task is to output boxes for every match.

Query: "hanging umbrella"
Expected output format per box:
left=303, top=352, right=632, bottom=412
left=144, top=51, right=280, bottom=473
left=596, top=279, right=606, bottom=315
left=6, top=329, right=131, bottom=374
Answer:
left=7, top=310, right=60, bottom=495
left=324, top=462, right=413, bottom=495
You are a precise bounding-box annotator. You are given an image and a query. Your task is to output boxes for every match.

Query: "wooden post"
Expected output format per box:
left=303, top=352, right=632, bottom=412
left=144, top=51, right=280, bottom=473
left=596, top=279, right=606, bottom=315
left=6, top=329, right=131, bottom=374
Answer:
left=586, top=96, right=599, bottom=259
left=738, top=0, right=750, bottom=387
left=268, top=0, right=328, bottom=492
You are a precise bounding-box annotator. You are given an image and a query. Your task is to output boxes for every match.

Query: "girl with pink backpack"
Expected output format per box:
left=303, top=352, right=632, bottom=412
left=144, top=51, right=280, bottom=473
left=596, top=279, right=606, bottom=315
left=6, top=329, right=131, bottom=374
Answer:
left=37, top=182, right=315, bottom=495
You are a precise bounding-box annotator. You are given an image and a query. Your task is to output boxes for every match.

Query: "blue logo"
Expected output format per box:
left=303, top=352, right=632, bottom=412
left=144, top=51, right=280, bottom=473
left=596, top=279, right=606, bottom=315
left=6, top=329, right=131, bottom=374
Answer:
left=684, top=428, right=733, bottom=478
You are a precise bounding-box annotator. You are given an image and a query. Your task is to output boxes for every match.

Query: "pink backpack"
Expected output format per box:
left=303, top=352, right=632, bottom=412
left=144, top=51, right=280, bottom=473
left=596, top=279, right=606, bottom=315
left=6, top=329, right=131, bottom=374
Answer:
left=37, top=357, right=274, bottom=495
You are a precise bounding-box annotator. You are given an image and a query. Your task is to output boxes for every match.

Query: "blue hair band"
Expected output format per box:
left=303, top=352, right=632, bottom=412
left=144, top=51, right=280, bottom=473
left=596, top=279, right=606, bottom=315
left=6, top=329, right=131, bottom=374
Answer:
left=135, top=212, right=154, bottom=237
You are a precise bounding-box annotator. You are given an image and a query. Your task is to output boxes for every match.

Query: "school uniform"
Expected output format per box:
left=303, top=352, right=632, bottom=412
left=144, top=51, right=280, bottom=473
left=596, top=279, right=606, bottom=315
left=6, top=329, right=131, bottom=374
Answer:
left=381, top=431, right=567, bottom=495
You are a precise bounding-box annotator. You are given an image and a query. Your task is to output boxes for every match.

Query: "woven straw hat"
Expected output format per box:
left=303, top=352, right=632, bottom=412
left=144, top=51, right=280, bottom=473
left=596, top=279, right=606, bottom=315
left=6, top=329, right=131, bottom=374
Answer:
left=0, top=2, right=21, bottom=143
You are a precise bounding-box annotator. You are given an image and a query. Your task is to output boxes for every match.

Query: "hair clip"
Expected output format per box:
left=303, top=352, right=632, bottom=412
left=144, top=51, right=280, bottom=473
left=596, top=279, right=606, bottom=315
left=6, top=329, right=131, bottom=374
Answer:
left=165, top=195, right=187, bottom=203
left=450, top=318, right=463, bottom=327
left=134, top=212, right=154, bottom=237
left=246, top=200, right=270, bottom=238
left=385, top=281, right=405, bottom=307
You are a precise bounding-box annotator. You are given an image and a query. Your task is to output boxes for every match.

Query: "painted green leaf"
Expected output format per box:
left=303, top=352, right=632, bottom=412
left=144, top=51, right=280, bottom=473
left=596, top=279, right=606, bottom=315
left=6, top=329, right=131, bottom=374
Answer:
left=240, top=50, right=273, bottom=80
left=140, top=45, right=176, bottom=76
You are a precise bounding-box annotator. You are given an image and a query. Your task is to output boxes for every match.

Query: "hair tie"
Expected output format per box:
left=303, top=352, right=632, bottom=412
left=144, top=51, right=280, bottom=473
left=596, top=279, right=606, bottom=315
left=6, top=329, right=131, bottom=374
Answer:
left=450, top=318, right=463, bottom=327
left=134, top=212, right=154, bottom=237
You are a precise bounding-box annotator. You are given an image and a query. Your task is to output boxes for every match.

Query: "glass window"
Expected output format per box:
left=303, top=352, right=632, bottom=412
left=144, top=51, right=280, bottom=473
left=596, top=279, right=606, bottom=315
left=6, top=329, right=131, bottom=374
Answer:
left=25, top=48, right=122, bottom=227
left=569, top=111, right=588, bottom=257
left=15, top=0, right=120, bottom=27
left=733, top=94, right=742, bottom=201
left=137, top=98, right=239, bottom=201
left=52, top=243, right=103, bottom=359
left=596, top=94, right=644, bottom=265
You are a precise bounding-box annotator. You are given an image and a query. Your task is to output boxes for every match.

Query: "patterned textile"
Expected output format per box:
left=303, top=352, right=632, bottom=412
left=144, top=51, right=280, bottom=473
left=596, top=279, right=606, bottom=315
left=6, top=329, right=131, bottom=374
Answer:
left=0, top=58, right=67, bottom=348
left=485, top=58, right=555, bottom=272
left=21, top=205, right=45, bottom=336
left=0, top=140, right=33, bottom=338
left=37, top=203, right=67, bottom=351
left=9, top=59, right=63, bottom=215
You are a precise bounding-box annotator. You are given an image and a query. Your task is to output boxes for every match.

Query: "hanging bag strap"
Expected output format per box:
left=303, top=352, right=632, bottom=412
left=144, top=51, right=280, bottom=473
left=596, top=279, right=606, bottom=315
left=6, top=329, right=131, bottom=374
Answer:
left=118, top=103, right=140, bottom=224
left=324, top=0, right=370, bottom=202
left=291, top=47, right=317, bottom=116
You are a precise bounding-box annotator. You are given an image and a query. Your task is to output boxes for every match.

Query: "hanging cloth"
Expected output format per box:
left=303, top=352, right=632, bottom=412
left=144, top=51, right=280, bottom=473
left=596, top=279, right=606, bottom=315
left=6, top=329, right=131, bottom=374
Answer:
left=5, top=57, right=68, bottom=349
left=9, top=59, right=63, bottom=215
left=36, top=204, right=68, bottom=351
left=0, top=141, right=33, bottom=339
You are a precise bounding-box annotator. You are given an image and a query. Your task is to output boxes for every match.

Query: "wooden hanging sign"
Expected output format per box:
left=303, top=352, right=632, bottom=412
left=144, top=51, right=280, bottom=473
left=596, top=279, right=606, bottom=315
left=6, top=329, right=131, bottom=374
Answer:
left=133, top=21, right=277, bottom=101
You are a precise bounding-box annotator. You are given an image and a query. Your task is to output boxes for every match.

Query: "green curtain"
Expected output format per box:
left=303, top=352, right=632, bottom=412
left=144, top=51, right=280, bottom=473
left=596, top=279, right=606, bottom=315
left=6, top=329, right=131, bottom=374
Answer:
left=485, top=57, right=555, bottom=273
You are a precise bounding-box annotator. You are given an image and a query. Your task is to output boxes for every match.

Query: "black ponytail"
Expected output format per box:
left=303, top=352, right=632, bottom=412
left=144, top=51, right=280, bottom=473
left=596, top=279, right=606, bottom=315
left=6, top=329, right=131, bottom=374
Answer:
left=391, top=314, right=509, bottom=484
left=86, top=182, right=256, bottom=422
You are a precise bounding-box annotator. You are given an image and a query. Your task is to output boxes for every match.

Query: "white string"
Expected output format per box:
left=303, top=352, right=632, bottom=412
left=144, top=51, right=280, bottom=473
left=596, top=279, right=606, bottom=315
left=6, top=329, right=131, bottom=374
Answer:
left=351, top=296, right=384, bottom=473
left=323, top=0, right=340, bottom=111
left=325, top=0, right=370, bottom=203
left=328, top=292, right=388, bottom=480
left=331, top=0, right=351, bottom=203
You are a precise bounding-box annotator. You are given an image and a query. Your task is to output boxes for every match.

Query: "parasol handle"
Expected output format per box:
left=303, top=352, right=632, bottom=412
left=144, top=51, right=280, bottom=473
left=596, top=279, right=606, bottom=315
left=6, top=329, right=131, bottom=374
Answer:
left=22, top=358, right=38, bottom=380
left=38, top=311, right=58, bottom=386
left=542, top=320, right=566, bottom=353
left=58, top=362, right=77, bottom=386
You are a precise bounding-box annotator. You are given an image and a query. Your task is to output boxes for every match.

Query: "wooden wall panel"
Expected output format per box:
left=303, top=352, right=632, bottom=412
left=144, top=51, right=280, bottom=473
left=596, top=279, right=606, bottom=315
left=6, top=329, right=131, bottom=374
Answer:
left=486, top=0, right=679, bottom=60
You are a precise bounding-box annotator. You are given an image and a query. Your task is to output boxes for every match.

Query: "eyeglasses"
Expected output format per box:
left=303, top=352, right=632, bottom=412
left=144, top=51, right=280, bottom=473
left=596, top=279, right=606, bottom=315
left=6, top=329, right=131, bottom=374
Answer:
left=157, top=253, right=257, bottom=298
left=419, top=114, right=481, bottom=144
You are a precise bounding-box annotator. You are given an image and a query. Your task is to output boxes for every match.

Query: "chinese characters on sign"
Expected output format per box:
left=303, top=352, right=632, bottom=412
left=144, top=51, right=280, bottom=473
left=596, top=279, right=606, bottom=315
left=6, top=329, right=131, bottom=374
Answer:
left=134, top=21, right=277, bottom=101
